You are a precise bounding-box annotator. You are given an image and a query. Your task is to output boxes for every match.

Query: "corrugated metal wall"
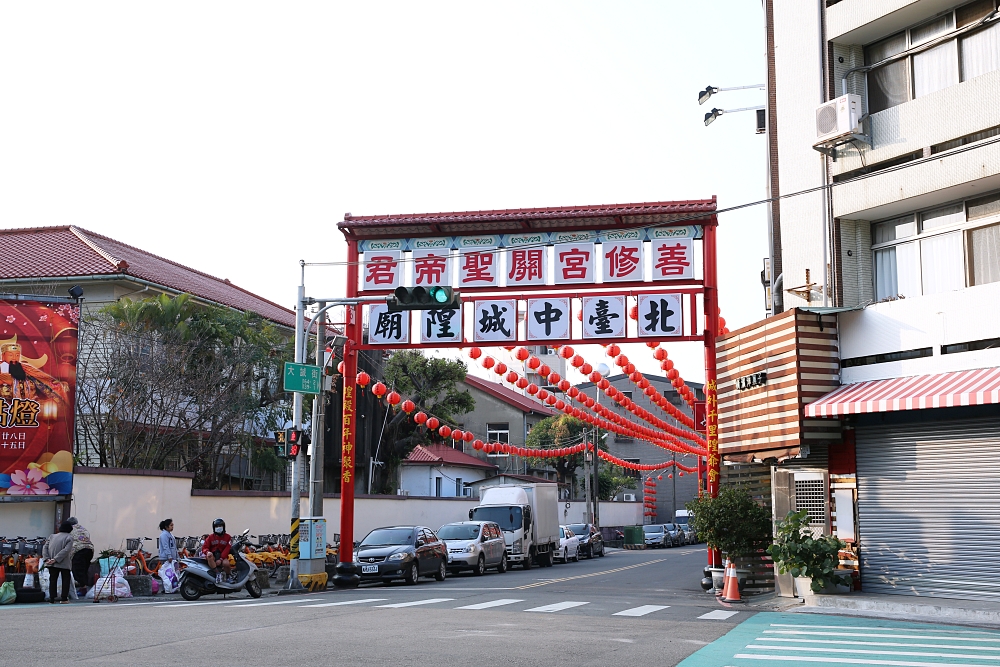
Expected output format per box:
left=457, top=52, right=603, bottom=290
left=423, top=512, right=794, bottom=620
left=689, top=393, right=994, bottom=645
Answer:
left=856, top=418, right=1000, bottom=600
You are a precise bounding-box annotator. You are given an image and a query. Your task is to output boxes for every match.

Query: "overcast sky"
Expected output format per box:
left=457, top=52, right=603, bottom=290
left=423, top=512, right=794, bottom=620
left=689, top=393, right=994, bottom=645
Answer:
left=2, top=1, right=767, bottom=383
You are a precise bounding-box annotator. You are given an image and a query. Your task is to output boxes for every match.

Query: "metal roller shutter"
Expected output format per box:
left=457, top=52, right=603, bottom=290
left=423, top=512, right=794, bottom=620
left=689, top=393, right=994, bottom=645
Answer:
left=856, top=418, right=1000, bottom=601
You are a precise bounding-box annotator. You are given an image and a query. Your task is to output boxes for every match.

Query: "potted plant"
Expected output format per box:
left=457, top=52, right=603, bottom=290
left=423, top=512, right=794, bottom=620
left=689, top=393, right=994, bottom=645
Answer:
left=687, top=487, right=772, bottom=592
left=768, top=509, right=847, bottom=596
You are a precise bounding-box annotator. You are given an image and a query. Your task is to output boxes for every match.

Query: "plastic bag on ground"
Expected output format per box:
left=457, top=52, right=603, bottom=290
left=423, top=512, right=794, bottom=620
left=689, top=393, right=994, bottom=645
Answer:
left=24, top=573, right=36, bottom=589
left=86, top=570, right=132, bottom=600
left=0, top=581, right=15, bottom=605
left=159, top=561, right=179, bottom=594
left=37, top=568, right=49, bottom=598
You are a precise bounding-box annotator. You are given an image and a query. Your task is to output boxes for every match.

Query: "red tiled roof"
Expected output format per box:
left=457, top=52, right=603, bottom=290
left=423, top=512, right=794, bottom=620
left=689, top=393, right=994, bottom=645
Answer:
left=338, top=199, right=717, bottom=238
left=403, top=444, right=498, bottom=470
left=0, top=226, right=296, bottom=328
left=463, top=374, right=556, bottom=417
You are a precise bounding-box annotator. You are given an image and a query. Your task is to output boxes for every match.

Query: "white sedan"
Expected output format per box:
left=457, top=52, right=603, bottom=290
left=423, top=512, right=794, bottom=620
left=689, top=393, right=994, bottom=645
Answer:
left=556, top=525, right=580, bottom=563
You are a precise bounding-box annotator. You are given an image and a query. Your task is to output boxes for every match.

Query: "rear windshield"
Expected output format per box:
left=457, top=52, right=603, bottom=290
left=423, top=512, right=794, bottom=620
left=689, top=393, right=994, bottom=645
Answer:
left=437, top=524, right=480, bottom=540
left=360, top=528, right=414, bottom=546
left=567, top=524, right=588, bottom=534
left=643, top=525, right=662, bottom=533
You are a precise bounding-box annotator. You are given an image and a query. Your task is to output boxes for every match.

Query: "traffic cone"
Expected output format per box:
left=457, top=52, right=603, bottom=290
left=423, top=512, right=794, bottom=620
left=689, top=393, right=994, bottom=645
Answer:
left=715, top=558, right=729, bottom=597
left=722, top=560, right=743, bottom=603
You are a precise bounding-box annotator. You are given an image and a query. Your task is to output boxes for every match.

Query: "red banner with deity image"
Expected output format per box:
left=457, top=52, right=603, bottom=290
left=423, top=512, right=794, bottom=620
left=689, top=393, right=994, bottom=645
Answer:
left=0, top=297, right=79, bottom=499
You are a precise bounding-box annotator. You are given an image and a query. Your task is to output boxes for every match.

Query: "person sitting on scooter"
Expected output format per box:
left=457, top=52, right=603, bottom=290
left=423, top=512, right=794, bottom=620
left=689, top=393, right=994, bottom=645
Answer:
left=202, top=518, right=234, bottom=584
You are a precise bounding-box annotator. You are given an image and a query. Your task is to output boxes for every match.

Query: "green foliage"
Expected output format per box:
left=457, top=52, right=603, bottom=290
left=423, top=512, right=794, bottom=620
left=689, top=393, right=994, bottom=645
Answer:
left=686, top=486, right=772, bottom=559
left=525, top=415, right=589, bottom=488
left=767, top=510, right=846, bottom=592
left=375, top=351, right=475, bottom=488
left=598, top=466, right=636, bottom=501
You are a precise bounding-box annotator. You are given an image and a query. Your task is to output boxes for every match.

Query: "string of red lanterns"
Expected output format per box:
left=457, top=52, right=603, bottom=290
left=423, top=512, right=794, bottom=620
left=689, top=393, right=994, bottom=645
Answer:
left=601, top=342, right=699, bottom=429
left=597, top=448, right=697, bottom=473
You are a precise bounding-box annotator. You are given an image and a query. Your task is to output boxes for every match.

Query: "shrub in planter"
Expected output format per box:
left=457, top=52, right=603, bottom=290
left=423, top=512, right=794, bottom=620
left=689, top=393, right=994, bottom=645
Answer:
left=686, top=487, right=772, bottom=561
left=768, top=509, right=846, bottom=593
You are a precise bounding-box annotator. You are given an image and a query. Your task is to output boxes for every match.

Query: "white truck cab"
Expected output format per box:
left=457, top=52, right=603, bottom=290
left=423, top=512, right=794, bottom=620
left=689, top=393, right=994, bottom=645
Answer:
left=470, top=483, right=559, bottom=569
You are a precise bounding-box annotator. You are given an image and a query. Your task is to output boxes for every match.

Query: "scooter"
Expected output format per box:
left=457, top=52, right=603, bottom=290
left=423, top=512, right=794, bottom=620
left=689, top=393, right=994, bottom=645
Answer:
left=178, top=529, right=263, bottom=601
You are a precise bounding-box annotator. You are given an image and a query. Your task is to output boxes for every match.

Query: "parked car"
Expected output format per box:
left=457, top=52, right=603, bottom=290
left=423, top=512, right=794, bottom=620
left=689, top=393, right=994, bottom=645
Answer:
left=680, top=523, right=697, bottom=544
left=567, top=523, right=605, bottom=558
left=663, top=523, right=684, bottom=547
left=355, top=525, right=447, bottom=585
left=643, top=523, right=670, bottom=548
left=556, top=525, right=580, bottom=563
left=438, top=521, right=508, bottom=576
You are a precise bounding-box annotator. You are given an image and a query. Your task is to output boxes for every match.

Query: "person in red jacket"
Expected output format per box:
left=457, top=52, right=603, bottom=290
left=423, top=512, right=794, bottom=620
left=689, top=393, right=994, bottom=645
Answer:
left=202, top=518, right=234, bottom=583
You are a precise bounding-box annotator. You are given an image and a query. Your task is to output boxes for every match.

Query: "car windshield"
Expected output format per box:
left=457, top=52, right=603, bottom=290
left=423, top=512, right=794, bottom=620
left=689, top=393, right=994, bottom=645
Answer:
left=643, top=525, right=662, bottom=533
left=470, top=506, right=522, bottom=531
left=567, top=524, right=588, bottom=535
left=437, top=524, right=481, bottom=540
left=663, top=523, right=676, bottom=531
left=360, top=528, right=414, bottom=547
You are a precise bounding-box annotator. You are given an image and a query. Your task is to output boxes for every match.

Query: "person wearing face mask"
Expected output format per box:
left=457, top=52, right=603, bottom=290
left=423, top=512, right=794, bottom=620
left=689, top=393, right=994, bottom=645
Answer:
left=201, top=518, right=234, bottom=584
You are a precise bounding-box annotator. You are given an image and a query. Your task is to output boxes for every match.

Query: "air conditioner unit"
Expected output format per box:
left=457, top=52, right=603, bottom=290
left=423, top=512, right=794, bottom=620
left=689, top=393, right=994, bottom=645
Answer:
left=814, top=93, right=862, bottom=145
left=623, top=493, right=636, bottom=502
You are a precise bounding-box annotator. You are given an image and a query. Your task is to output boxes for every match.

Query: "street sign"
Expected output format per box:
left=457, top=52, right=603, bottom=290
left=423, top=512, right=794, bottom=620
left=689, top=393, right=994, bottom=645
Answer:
left=694, top=401, right=707, bottom=432
left=284, top=362, right=322, bottom=394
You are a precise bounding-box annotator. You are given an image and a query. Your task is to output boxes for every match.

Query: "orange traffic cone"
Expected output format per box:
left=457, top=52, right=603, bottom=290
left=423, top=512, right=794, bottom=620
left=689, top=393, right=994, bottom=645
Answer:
left=715, top=559, right=729, bottom=596
left=722, top=560, right=743, bottom=603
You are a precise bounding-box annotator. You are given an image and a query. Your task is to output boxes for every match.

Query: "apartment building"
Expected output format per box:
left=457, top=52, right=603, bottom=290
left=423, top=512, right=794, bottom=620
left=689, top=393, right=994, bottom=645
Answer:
left=735, top=0, right=1000, bottom=600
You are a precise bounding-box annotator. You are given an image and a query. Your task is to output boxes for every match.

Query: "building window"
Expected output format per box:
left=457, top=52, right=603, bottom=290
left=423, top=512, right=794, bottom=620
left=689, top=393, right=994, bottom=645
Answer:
left=864, top=1, right=1000, bottom=114
left=872, top=191, right=1000, bottom=299
left=620, top=390, right=633, bottom=401
left=621, top=458, right=642, bottom=479
left=435, top=477, right=442, bottom=497
left=487, top=422, right=510, bottom=456
left=455, top=477, right=463, bottom=497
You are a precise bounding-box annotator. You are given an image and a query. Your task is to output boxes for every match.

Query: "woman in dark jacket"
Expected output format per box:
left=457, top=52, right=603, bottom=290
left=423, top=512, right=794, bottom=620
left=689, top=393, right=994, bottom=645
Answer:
left=43, top=521, right=75, bottom=603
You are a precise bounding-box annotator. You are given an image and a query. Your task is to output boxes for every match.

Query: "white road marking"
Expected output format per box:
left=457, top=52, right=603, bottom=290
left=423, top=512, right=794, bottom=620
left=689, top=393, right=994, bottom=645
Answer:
left=768, top=624, right=1000, bottom=636
left=227, top=598, right=322, bottom=607
left=524, top=601, right=589, bottom=613
left=156, top=598, right=277, bottom=607
left=759, top=638, right=1000, bottom=652
left=375, top=598, right=454, bottom=608
left=300, top=598, right=387, bottom=608
left=735, top=653, right=991, bottom=665
left=613, top=604, right=670, bottom=617
left=764, top=630, right=1000, bottom=644
left=454, top=599, right=524, bottom=610
left=747, top=644, right=1000, bottom=661
left=699, top=610, right=739, bottom=620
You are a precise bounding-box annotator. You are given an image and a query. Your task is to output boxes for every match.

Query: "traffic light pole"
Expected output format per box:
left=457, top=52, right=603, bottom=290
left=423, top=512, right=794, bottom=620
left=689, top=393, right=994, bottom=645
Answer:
left=288, top=280, right=306, bottom=589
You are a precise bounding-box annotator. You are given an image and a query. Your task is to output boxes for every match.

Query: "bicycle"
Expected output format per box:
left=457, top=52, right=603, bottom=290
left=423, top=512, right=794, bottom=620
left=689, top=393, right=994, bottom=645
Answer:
left=125, top=537, right=160, bottom=576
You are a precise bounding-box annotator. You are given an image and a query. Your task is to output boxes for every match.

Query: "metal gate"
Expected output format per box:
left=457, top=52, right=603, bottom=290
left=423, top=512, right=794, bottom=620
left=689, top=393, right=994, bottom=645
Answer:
left=856, top=417, right=1000, bottom=600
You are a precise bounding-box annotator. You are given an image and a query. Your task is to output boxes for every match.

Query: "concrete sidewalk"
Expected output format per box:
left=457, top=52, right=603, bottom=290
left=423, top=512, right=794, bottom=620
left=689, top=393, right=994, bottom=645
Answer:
left=749, top=591, right=1000, bottom=627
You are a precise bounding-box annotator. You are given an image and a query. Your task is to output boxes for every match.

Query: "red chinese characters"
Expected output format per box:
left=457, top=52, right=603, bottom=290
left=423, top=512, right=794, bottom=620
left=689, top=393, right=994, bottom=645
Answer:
left=459, top=249, right=498, bottom=287
left=652, top=239, right=694, bottom=280
left=363, top=250, right=401, bottom=290
left=554, top=243, right=595, bottom=284
left=506, top=248, right=545, bottom=284
left=411, top=250, right=451, bottom=286
left=602, top=242, right=643, bottom=282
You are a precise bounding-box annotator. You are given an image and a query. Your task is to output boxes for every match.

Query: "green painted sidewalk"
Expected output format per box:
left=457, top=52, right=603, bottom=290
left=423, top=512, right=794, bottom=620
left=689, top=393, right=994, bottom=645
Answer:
left=679, top=611, right=1000, bottom=666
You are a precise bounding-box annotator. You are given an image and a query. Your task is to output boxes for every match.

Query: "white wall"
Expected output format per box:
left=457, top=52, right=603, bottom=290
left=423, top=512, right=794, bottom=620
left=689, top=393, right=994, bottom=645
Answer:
left=399, top=465, right=489, bottom=498
left=557, top=501, right=643, bottom=528
left=0, top=502, right=57, bottom=539
left=840, top=280, right=1000, bottom=383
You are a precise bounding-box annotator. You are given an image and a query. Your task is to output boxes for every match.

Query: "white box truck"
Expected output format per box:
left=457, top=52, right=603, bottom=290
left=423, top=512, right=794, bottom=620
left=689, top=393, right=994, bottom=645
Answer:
left=470, top=483, right=559, bottom=569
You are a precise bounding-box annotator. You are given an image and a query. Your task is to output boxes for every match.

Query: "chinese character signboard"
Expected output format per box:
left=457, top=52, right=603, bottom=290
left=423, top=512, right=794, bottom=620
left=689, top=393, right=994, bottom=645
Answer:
left=651, top=238, right=694, bottom=281
left=283, top=362, right=322, bottom=394
left=637, top=293, right=683, bottom=338
left=364, top=250, right=401, bottom=290
left=473, top=300, right=517, bottom=343
left=526, top=298, right=570, bottom=341
left=554, top=243, right=595, bottom=284
left=420, top=308, right=462, bottom=344
left=368, top=304, right=410, bottom=345
left=582, top=296, right=626, bottom=339
left=0, top=298, right=79, bottom=500
left=411, top=249, right=453, bottom=287
left=602, top=241, right=644, bottom=282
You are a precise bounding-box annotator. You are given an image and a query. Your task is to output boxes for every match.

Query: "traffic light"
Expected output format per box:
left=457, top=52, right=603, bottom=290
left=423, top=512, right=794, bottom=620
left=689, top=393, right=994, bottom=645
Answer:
left=387, top=286, right=461, bottom=312
left=273, top=430, right=286, bottom=458
left=279, top=428, right=311, bottom=458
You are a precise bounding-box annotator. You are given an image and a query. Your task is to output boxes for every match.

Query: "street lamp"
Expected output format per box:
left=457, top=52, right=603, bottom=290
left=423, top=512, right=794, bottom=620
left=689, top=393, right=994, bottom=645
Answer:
left=697, top=83, right=765, bottom=105
left=704, top=105, right=764, bottom=127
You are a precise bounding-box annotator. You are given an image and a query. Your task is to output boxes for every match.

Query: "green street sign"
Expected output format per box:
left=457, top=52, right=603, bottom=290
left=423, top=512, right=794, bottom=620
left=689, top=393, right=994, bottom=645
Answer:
left=283, top=362, right=322, bottom=394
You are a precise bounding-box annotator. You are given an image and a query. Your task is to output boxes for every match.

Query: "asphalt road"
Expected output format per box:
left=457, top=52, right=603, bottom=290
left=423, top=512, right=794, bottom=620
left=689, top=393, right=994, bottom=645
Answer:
left=2, top=546, right=750, bottom=666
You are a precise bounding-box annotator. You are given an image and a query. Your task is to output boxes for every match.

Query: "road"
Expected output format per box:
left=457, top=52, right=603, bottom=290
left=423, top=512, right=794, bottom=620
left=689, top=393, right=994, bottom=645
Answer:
left=2, top=546, right=749, bottom=666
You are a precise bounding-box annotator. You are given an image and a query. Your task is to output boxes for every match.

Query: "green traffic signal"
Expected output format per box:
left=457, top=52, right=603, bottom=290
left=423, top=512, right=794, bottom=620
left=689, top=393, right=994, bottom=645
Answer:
left=387, top=286, right=461, bottom=311
left=429, top=286, right=449, bottom=303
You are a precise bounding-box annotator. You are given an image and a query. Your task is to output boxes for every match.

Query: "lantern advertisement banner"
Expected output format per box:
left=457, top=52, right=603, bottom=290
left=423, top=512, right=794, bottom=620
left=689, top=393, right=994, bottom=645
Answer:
left=0, top=298, right=79, bottom=500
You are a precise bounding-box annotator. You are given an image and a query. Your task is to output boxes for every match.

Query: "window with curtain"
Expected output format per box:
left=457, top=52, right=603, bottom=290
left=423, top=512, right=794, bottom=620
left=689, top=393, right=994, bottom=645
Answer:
left=970, top=223, right=1000, bottom=285
left=866, top=33, right=909, bottom=113
left=920, top=232, right=966, bottom=293
left=961, top=20, right=1000, bottom=81
left=874, top=242, right=922, bottom=299
left=921, top=203, right=965, bottom=230
left=914, top=41, right=960, bottom=97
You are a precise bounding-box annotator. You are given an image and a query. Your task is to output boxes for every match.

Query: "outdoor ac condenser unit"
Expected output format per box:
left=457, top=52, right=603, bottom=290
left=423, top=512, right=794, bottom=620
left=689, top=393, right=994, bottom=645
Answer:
left=623, top=493, right=636, bottom=502
left=814, top=93, right=862, bottom=145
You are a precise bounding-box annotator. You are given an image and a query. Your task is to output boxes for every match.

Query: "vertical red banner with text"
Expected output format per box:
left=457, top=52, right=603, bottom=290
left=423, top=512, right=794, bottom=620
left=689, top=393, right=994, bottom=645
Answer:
left=0, top=298, right=79, bottom=499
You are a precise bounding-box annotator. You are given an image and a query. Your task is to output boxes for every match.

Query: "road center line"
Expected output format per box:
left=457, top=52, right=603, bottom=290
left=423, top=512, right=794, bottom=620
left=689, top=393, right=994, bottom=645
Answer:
left=514, top=559, right=667, bottom=589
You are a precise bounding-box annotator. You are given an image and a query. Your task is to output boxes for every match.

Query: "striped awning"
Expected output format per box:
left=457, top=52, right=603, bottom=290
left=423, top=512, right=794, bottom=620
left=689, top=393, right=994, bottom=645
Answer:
left=805, top=366, right=1000, bottom=418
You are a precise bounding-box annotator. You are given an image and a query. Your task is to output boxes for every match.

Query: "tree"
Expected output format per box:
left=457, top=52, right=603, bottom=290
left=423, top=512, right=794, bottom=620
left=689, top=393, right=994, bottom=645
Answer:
left=370, top=351, right=474, bottom=493
left=525, top=415, right=589, bottom=490
left=75, top=293, right=290, bottom=489
left=686, top=487, right=772, bottom=560
left=598, top=466, right=636, bottom=501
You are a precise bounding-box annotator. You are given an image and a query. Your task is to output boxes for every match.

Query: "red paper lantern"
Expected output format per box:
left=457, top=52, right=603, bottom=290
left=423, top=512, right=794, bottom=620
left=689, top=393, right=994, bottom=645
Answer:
left=576, top=310, right=583, bottom=321
left=580, top=363, right=592, bottom=375
left=560, top=346, right=574, bottom=359
left=483, top=357, right=495, bottom=369
left=473, top=439, right=484, bottom=450
left=495, top=363, right=507, bottom=375
left=546, top=395, right=557, bottom=406
left=426, top=417, right=439, bottom=430
left=653, top=348, right=667, bottom=361
left=515, top=347, right=530, bottom=361
left=645, top=386, right=656, bottom=397
left=548, top=372, right=561, bottom=385
left=638, top=378, right=650, bottom=389
left=372, top=382, right=387, bottom=398
left=538, top=364, right=551, bottom=378
left=386, top=391, right=401, bottom=406
left=597, top=378, right=610, bottom=390
left=537, top=389, right=549, bottom=401
left=571, top=355, right=585, bottom=368
left=401, top=399, right=415, bottom=413
left=483, top=443, right=494, bottom=454
left=657, top=475, right=663, bottom=480
left=660, top=359, right=674, bottom=372
left=356, top=371, right=371, bottom=387
left=464, top=431, right=474, bottom=442
left=555, top=400, right=565, bottom=410
left=667, top=474, right=673, bottom=479
left=678, top=472, right=684, bottom=477
left=607, top=344, right=621, bottom=357
left=719, top=317, right=727, bottom=329
left=667, top=369, right=679, bottom=380
left=438, top=425, right=452, bottom=438
left=558, top=379, right=570, bottom=392
left=646, top=341, right=660, bottom=348
left=504, top=345, right=516, bottom=352
left=452, top=429, right=463, bottom=440
left=567, top=387, right=579, bottom=398
left=527, top=357, right=541, bottom=370
left=615, top=354, right=629, bottom=367
left=516, top=378, right=529, bottom=389
left=469, top=347, right=482, bottom=359
left=624, top=363, right=636, bottom=375
left=506, top=371, right=519, bottom=383
left=527, top=384, right=539, bottom=395
left=414, top=411, right=428, bottom=425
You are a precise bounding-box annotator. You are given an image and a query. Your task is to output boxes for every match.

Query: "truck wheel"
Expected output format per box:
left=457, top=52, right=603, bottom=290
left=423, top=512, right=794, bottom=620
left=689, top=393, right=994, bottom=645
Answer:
left=522, top=554, right=533, bottom=570
left=539, top=551, right=553, bottom=568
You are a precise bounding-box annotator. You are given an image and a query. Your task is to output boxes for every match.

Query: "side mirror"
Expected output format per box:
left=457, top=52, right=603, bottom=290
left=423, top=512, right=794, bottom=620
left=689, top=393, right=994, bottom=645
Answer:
left=469, top=509, right=474, bottom=520
left=416, top=540, right=424, bottom=547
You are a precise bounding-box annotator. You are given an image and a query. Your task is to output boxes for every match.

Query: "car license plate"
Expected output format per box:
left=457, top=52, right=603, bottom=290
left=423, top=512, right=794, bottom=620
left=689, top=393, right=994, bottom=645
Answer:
left=361, top=564, right=379, bottom=574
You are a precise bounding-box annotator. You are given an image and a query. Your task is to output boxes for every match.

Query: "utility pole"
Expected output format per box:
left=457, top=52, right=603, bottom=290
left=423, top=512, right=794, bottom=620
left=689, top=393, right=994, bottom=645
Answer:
left=593, top=395, right=600, bottom=527
left=288, top=278, right=306, bottom=589
left=583, top=446, right=591, bottom=524
left=308, top=304, right=327, bottom=519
